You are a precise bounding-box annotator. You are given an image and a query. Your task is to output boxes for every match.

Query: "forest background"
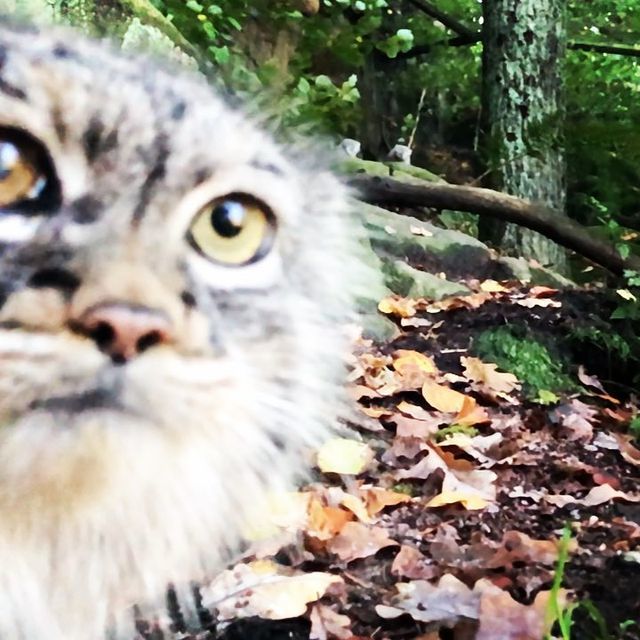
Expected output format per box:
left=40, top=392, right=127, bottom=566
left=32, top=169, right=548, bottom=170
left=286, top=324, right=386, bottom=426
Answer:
left=3, top=1, right=640, bottom=638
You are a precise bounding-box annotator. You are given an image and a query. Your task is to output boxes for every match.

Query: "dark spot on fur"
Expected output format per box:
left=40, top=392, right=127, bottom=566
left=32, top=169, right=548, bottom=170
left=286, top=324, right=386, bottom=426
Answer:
left=249, top=158, right=285, bottom=176
left=180, top=290, right=196, bottom=307
left=28, top=267, right=79, bottom=297
left=0, top=45, right=26, bottom=100
left=193, top=168, right=210, bottom=186
left=83, top=118, right=118, bottom=163
left=70, top=194, right=102, bottom=224
left=82, top=117, right=104, bottom=163
left=171, top=101, right=187, bottom=120
left=52, top=106, right=67, bottom=143
left=270, top=434, right=287, bottom=451
left=52, top=43, right=72, bottom=59
left=132, top=133, right=169, bottom=223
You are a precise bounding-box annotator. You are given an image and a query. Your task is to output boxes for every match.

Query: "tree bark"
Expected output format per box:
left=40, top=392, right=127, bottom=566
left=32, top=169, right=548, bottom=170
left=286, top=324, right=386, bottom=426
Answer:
left=481, top=0, right=567, bottom=272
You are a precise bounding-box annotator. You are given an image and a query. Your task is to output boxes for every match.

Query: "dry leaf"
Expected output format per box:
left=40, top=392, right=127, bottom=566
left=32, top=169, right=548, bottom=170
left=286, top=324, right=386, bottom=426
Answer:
left=516, top=297, right=561, bottom=308
left=393, top=350, right=437, bottom=374
left=461, top=357, right=520, bottom=396
left=475, top=580, right=555, bottom=640
left=310, top=604, right=353, bottom=640
left=378, top=297, right=418, bottom=318
left=361, top=487, right=412, bottom=516
left=397, top=401, right=434, bottom=420
left=578, top=484, right=640, bottom=506
left=422, top=381, right=470, bottom=413
left=376, top=574, right=480, bottom=623
left=327, top=522, right=398, bottom=562
left=391, top=545, right=439, bottom=580
left=480, top=279, right=507, bottom=293
left=455, top=396, right=490, bottom=426
left=203, top=561, right=343, bottom=621
left=307, top=497, right=354, bottom=540
left=317, top=438, right=373, bottom=475
left=426, top=490, right=489, bottom=510
left=393, top=413, right=442, bottom=439
left=613, top=433, right=640, bottom=466
left=529, top=285, right=558, bottom=298
left=577, top=366, right=605, bottom=392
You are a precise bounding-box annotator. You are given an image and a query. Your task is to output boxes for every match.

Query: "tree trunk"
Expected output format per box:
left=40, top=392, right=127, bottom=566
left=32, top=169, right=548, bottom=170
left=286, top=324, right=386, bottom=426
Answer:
left=481, top=0, right=567, bottom=272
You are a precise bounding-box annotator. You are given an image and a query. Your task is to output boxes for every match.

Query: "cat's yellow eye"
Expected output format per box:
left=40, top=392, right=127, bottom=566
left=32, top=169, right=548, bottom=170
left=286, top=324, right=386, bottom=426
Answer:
left=0, top=139, right=47, bottom=207
left=188, top=195, right=276, bottom=266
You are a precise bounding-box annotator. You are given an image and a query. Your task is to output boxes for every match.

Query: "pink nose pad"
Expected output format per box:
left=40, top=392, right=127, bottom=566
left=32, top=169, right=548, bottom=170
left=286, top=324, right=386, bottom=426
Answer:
left=74, top=303, right=174, bottom=364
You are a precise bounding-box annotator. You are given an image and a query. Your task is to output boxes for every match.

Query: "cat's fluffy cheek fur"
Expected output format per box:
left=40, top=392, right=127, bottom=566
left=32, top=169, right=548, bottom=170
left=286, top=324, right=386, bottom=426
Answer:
left=0, top=20, right=369, bottom=639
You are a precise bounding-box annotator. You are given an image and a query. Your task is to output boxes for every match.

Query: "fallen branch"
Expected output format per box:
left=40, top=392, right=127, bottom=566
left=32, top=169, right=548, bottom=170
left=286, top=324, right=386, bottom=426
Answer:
left=349, top=174, right=640, bottom=276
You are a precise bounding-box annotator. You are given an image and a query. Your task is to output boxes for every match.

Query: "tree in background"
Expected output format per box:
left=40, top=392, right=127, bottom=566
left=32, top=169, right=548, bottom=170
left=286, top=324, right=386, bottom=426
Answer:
left=480, top=0, right=567, bottom=271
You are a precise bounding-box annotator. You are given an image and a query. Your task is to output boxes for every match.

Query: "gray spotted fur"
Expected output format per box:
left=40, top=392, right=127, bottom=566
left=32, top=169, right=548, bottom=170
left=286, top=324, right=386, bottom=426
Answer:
left=0, top=21, right=366, bottom=639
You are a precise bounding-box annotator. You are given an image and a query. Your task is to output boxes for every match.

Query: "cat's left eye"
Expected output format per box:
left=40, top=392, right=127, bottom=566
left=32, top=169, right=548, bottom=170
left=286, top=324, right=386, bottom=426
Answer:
left=0, top=129, right=58, bottom=212
left=188, top=194, right=276, bottom=266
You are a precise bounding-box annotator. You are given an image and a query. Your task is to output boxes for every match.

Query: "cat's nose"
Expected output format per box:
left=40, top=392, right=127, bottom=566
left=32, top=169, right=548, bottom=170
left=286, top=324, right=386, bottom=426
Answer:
left=73, top=303, right=174, bottom=364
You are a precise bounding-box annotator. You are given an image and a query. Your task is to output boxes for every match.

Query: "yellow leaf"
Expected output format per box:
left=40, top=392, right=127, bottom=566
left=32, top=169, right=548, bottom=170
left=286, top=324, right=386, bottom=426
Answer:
left=455, top=395, right=489, bottom=425
left=480, top=279, right=507, bottom=293
left=362, top=487, right=412, bottom=516
left=421, top=382, right=469, bottom=413
left=393, top=350, right=437, bottom=374
left=378, top=297, right=417, bottom=318
left=307, top=498, right=353, bottom=539
left=426, top=491, right=488, bottom=510
left=340, top=492, right=372, bottom=523
left=317, top=438, right=373, bottom=475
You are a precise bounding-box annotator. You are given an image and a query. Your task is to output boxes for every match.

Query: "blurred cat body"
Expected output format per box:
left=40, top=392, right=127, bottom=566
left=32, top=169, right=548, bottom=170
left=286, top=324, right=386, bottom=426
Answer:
left=0, top=23, right=360, bottom=639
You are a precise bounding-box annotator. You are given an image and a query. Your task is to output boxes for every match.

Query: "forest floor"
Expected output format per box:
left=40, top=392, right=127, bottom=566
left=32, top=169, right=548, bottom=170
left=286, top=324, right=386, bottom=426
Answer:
left=172, top=282, right=640, bottom=640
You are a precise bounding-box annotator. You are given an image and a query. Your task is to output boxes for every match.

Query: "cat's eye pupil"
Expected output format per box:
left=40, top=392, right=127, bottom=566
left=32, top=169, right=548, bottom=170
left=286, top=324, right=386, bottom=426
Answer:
left=210, top=201, right=245, bottom=238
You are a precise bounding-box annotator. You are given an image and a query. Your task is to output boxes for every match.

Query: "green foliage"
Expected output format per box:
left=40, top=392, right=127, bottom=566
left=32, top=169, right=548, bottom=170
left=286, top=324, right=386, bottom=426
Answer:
left=610, top=270, right=640, bottom=321
left=570, top=325, right=631, bottom=361
left=628, top=415, right=640, bottom=441
left=473, top=327, right=577, bottom=399
left=545, top=526, right=575, bottom=640
left=544, top=526, right=615, bottom=640
left=434, top=424, right=478, bottom=442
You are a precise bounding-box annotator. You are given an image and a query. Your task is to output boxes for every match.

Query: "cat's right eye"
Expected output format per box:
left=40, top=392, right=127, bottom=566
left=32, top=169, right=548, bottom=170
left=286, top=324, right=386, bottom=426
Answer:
left=0, top=130, right=58, bottom=212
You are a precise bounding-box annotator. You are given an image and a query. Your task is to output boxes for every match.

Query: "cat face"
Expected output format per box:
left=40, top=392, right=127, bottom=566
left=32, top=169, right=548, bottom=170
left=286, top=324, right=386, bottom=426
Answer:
left=0, top=24, right=355, bottom=637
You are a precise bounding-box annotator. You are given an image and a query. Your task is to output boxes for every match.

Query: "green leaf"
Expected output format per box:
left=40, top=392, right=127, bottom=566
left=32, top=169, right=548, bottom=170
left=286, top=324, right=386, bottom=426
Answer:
left=209, top=45, right=230, bottom=64
left=185, top=0, right=204, bottom=12
left=536, top=389, right=559, bottom=405
left=314, top=74, right=334, bottom=88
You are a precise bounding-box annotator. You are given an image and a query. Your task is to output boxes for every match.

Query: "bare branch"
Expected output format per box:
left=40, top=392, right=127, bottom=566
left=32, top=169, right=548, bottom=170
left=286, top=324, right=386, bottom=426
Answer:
left=568, top=41, right=640, bottom=58
left=349, top=174, right=640, bottom=276
left=404, top=0, right=476, bottom=39
left=398, top=34, right=640, bottom=61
